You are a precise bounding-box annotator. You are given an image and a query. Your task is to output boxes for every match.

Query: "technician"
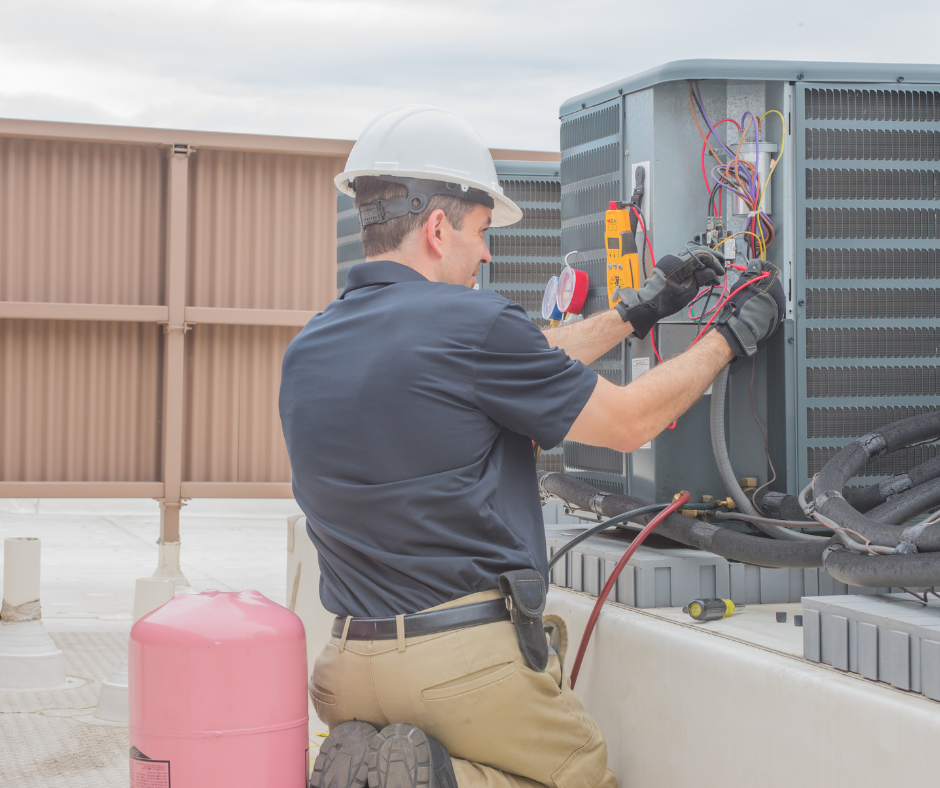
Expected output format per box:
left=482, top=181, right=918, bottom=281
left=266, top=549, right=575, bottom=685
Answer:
left=279, top=105, right=784, bottom=788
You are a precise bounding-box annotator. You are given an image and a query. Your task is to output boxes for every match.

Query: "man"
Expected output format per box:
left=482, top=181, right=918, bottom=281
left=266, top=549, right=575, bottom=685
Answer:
left=279, top=105, right=783, bottom=788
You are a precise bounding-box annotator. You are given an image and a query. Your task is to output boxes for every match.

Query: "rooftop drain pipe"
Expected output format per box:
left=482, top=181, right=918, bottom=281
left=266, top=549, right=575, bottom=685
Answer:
left=0, top=537, right=67, bottom=690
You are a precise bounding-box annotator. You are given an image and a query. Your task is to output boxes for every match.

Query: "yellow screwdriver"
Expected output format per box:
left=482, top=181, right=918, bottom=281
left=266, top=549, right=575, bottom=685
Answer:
left=682, top=598, right=744, bottom=621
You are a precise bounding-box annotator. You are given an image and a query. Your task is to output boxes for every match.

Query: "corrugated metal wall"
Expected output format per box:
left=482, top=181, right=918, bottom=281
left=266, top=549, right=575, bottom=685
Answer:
left=0, top=118, right=349, bottom=535
left=0, top=137, right=166, bottom=305
left=0, top=117, right=558, bottom=541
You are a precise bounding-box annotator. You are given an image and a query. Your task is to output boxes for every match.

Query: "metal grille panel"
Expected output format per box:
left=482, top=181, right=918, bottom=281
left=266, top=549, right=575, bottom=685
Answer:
left=804, top=89, right=940, bottom=122
left=806, top=287, right=940, bottom=318
left=806, top=365, right=939, bottom=398
left=806, top=327, right=940, bottom=358
left=806, top=248, right=940, bottom=279
left=560, top=99, right=625, bottom=486
left=807, top=406, right=939, bottom=438
left=808, top=444, right=940, bottom=477
left=804, top=128, right=940, bottom=161
left=797, top=83, right=940, bottom=488
left=806, top=168, right=940, bottom=200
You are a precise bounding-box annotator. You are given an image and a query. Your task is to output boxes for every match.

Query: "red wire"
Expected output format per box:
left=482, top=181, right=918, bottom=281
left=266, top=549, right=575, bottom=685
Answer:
left=568, top=491, right=691, bottom=689
left=628, top=206, right=655, bottom=268
left=692, top=272, right=769, bottom=344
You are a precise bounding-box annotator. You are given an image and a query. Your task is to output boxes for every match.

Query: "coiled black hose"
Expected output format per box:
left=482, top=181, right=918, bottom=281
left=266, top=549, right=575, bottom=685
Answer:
left=813, top=411, right=940, bottom=552
left=539, top=471, right=831, bottom=568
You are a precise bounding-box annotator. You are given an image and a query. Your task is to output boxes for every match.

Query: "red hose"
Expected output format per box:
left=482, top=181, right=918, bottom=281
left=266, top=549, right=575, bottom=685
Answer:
left=568, top=491, right=691, bottom=688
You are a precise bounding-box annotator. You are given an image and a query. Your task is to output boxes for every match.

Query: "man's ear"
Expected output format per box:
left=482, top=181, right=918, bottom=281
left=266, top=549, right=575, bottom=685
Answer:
left=424, top=208, right=448, bottom=259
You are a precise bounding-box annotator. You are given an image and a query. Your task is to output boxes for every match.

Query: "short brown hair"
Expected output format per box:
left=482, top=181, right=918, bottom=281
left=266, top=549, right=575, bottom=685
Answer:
left=354, top=176, right=478, bottom=257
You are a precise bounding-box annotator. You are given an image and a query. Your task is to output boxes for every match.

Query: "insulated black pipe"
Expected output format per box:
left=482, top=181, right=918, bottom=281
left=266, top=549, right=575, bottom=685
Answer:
left=841, top=455, right=940, bottom=516
left=825, top=547, right=940, bottom=588
left=539, top=471, right=830, bottom=569
left=865, top=477, right=940, bottom=526
left=812, top=412, right=940, bottom=550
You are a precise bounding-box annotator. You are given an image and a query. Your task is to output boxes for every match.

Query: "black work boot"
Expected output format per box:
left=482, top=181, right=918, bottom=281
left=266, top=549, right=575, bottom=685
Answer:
left=367, top=723, right=458, bottom=788
left=310, top=720, right=378, bottom=788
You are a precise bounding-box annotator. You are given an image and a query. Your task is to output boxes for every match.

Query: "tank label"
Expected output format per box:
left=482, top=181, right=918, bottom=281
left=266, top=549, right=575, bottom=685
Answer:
left=130, top=747, right=170, bottom=788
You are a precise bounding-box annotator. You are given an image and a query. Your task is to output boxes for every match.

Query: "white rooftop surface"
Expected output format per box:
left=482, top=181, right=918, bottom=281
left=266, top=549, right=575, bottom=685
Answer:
left=0, top=497, right=330, bottom=788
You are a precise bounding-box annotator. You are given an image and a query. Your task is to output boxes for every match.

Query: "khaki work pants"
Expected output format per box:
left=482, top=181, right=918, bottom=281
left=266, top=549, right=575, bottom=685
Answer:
left=310, top=590, right=617, bottom=788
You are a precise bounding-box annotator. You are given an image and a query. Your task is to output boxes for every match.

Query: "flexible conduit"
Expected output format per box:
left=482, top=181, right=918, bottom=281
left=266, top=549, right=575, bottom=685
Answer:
left=709, top=366, right=822, bottom=542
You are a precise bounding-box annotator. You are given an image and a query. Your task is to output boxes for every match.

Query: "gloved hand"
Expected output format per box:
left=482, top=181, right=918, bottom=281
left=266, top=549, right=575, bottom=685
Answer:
left=616, top=249, right=725, bottom=339
left=712, top=259, right=786, bottom=359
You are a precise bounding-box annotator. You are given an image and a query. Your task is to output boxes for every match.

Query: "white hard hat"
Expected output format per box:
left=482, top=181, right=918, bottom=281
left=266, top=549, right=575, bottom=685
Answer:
left=335, top=104, right=523, bottom=228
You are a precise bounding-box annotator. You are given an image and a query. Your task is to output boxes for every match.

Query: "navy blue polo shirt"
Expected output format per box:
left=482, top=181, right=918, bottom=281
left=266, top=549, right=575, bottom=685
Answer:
left=278, top=260, right=597, bottom=618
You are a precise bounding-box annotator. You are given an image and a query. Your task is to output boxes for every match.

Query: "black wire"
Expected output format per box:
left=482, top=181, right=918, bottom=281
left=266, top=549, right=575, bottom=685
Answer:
left=547, top=505, right=668, bottom=570
left=633, top=203, right=651, bottom=280
left=749, top=354, right=777, bottom=513
left=694, top=285, right=715, bottom=330
left=546, top=502, right=719, bottom=571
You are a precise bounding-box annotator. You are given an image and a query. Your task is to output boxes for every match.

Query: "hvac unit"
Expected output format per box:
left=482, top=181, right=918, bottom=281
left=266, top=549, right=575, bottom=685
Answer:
left=481, top=160, right=564, bottom=474
left=559, top=60, right=940, bottom=503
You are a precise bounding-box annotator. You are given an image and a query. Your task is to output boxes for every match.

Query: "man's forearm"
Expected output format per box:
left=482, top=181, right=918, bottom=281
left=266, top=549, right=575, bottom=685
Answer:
left=542, top=309, right=633, bottom=364
left=565, top=330, right=735, bottom=453
left=623, top=331, right=735, bottom=447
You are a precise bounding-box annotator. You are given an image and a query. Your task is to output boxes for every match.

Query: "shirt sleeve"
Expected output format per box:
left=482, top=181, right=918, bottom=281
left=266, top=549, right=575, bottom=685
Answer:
left=473, top=302, right=598, bottom=449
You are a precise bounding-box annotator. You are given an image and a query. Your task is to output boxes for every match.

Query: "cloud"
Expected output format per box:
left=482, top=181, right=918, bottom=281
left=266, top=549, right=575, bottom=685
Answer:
left=0, top=0, right=938, bottom=151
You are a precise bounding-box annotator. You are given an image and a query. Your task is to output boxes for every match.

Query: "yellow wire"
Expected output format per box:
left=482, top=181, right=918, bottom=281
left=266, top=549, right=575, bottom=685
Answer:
left=755, top=109, right=786, bottom=251
left=717, top=231, right=766, bottom=260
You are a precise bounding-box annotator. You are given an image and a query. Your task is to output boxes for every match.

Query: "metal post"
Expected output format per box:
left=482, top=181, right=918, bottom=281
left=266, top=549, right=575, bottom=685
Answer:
left=155, top=144, right=192, bottom=588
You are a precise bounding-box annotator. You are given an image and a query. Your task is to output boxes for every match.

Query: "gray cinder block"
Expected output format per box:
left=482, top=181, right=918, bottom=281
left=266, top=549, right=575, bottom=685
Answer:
left=803, top=594, right=940, bottom=702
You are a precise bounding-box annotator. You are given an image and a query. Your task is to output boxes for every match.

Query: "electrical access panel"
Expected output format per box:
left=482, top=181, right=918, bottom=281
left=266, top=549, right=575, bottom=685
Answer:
left=559, top=59, right=940, bottom=503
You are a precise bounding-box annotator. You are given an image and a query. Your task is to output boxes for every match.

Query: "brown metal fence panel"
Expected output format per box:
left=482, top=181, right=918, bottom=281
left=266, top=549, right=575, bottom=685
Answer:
left=0, top=117, right=557, bottom=540
left=182, top=324, right=297, bottom=486
left=188, top=150, right=342, bottom=311
left=0, top=137, right=166, bottom=305
left=0, top=319, right=163, bottom=482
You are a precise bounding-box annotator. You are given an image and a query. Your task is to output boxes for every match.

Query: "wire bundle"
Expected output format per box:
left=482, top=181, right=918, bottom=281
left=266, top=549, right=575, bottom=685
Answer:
left=689, top=81, right=786, bottom=259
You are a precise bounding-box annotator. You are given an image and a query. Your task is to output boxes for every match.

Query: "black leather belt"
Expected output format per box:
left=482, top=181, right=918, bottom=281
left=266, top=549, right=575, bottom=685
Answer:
left=331, top=598, right=510, bottom=641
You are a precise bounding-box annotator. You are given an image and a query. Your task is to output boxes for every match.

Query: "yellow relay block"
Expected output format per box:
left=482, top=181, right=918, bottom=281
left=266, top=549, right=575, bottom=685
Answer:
left=604, top=203, right=640, bottom=308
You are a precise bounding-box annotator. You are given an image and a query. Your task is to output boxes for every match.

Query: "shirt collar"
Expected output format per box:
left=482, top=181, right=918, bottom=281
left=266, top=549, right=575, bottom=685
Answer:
left=340, top=261, right=429, bottom=299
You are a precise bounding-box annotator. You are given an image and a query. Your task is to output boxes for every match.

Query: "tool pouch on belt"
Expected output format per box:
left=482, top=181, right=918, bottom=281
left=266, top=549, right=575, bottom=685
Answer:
left=498, top=569, right=548, bottom=672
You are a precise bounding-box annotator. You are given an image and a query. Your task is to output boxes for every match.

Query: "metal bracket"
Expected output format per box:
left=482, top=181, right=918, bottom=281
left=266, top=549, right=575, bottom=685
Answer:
left=159, top=322, right=195, bottom=334
left=589, top=492, right=609, bottom=516
left=168, top=143, right=195, bottom=158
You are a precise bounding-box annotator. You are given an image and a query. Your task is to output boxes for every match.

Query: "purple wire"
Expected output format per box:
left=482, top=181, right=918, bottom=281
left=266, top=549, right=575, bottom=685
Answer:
left=693, top=81, right=736, bottom=160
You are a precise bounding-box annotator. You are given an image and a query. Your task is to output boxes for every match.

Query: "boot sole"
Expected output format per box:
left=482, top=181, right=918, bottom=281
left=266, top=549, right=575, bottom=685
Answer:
left=310, top=720, right=377, bottom=788
left=367, top=723, right=432, bottom=788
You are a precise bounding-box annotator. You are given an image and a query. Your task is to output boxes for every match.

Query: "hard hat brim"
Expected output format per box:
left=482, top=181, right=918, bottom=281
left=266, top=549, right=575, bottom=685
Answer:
left=335, top=169, right=523, bottom=228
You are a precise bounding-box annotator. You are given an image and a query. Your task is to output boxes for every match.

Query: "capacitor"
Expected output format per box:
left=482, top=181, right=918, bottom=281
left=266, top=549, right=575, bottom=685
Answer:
left=682, top=598, right=743, bottom=621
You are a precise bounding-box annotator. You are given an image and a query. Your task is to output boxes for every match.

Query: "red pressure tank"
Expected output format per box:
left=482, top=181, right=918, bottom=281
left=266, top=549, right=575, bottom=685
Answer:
left=129, top=590, right=308, bottom=788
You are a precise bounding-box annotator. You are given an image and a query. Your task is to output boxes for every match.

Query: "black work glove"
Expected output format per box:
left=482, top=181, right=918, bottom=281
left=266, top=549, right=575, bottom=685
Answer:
left=712, top=260, right=785, bottom=359
left=616, top=250, right=724, bottom=339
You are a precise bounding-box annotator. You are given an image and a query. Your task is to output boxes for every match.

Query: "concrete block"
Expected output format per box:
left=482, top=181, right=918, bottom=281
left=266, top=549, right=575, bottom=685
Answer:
left=804, top=608, right=821, bottom=662
left=546, top=530, right=730, bottom=609
left=570, top=550, right=584, bottom=592
left=759, top=567, right=789, bottom=604
left=889, top=630, right=912, bottom=690
left=922, top=639, right=940, bottom=702
left=803, top=594, right=940, bottom=702
left=858, top=622, right=879, bottom=681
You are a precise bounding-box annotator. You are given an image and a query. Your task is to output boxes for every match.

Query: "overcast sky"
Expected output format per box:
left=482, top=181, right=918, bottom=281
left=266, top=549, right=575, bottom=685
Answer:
left=1, top=0, right=938, bottom=152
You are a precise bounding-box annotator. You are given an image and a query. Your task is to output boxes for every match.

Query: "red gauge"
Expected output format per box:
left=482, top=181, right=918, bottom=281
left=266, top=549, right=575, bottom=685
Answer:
left=557, top=266, right=589, bottom=314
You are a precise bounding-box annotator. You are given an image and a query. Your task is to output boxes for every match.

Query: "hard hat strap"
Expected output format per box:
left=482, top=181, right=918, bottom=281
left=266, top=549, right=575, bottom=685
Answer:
left=356, top=176, right=495, bottom=228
